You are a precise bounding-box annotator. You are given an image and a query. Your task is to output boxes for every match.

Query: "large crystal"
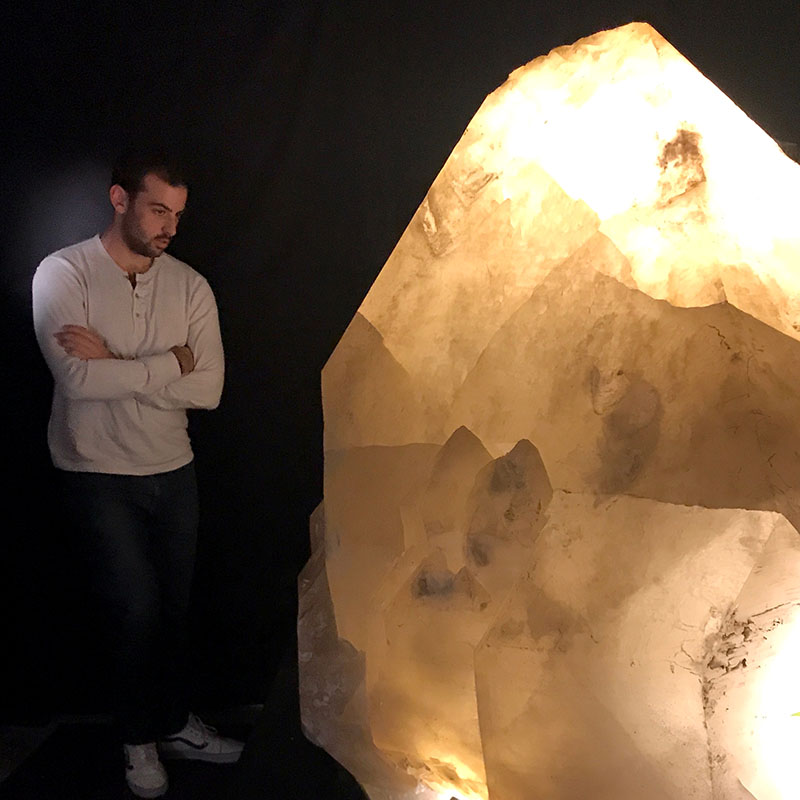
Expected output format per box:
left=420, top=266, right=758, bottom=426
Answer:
left=299, top=22, right=800, bottom=800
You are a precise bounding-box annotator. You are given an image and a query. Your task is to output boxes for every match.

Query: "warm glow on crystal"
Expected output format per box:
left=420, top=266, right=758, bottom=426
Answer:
left=416, top=756, right=488, bottom=800
left=300, top=21, right=800, bottom=800
left=746, top=616, right=800, bottom=799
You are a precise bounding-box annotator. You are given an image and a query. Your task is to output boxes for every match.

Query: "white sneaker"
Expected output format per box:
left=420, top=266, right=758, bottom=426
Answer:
left=123, top=743, right=168, bottom=798
left=158, top=712, right=244, bottom=764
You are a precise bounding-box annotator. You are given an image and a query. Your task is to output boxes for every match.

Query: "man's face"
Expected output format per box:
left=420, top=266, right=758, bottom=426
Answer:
left=120, top=173, right=188, bottom=259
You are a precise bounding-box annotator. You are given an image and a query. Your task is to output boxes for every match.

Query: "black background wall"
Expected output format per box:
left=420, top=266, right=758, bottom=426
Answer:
left=3, top=0, right=799, bottom=720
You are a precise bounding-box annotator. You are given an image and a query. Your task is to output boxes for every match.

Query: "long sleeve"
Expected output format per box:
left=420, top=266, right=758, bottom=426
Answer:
left=135, top=278, right=224, bottom=410
left=32, top=256, right=181, bottom=400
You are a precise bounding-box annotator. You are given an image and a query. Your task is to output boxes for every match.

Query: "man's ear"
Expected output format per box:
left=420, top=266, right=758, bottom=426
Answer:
left=109, top=184, right=130, bottom=214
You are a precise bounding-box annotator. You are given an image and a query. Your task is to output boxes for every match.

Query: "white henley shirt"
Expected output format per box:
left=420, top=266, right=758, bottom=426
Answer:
left=32, top=235, right=224, bottom=475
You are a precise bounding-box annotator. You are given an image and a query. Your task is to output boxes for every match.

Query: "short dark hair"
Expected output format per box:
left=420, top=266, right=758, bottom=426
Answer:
left=111, top=148, right=188, bottom=198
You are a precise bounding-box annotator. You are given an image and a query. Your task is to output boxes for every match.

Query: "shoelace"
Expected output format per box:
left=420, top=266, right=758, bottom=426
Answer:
left=187, top=713, right=219, bottom=740
left=127, top=745, right=159, bottom=767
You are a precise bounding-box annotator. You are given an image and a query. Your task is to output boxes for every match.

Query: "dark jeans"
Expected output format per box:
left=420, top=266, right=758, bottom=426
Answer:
left=59, top=461, right=198, bottom=744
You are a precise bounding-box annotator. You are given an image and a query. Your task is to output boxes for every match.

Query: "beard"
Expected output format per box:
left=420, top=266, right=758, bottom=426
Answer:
left=120, top=212, right=169, bottom=259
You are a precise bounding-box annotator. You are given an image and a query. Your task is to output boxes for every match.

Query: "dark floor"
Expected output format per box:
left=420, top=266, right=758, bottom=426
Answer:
left=0, top=646, right=368, bottom=800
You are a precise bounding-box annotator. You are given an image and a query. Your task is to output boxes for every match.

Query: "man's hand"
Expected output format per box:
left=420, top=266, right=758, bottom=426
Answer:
left=170, top=344, right=195, bottom=376
left=54, top=325, right=116, bottom=360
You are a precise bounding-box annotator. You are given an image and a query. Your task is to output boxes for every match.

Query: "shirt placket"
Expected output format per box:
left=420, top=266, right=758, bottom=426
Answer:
left=132, top=278, right=150, bottom=347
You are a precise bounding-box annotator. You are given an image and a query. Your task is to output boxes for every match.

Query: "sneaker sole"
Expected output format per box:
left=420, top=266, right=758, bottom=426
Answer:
left=159, top=746, right=242, bottom=764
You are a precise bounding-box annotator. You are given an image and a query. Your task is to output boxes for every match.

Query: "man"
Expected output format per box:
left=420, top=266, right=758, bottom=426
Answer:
left=32, top=151, right=242, bottom=798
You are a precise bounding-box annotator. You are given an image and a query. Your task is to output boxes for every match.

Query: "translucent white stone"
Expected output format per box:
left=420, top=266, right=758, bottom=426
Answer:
left=300, top=21, right=800, bottom=800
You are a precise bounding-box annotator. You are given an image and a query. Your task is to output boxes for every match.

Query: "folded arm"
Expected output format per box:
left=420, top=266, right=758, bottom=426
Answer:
left=32, top=258, right=182, bottom=400
left=55, top=324, right=195, bottom=374
left=134, top=279, right=224, bottom=411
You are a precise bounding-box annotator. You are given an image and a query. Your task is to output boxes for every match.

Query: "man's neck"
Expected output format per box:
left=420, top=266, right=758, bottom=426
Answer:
left=100, top=227, right=153, bottom=275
